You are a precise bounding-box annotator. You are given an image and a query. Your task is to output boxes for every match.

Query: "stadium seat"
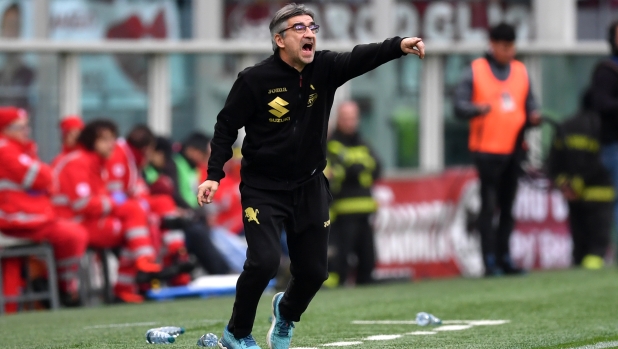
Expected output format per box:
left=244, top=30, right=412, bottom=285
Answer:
left=0, top=232, right=59, bottom=315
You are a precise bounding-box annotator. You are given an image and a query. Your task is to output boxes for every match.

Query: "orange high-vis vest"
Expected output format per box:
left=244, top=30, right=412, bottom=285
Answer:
left=469, top=58, right=529, bottom=154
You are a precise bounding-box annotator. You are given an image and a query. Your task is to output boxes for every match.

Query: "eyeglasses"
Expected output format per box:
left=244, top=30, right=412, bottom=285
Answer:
left=279, top=23, right=320, bottom=35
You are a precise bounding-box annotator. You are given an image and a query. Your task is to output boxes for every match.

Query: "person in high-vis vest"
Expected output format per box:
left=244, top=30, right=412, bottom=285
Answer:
left=173, top=132, right=211, bottom=210
left=548, top=91, right=614, bottom=270
left=0, top=107, right=88, bottom=305
left=592, top=21, right=618, bottom=247
left=326, top=101, right=381, bottom=286
left=454, top=23, right=541, bottom=277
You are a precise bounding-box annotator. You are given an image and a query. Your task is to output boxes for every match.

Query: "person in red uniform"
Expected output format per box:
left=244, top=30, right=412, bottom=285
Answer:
left=51, top=119, right=162, bottom=303
left=0, top=107, right=87, bottom=305
left=106, top=125, right=191, bottom=284
left=59, top=116, right=84, bottom=155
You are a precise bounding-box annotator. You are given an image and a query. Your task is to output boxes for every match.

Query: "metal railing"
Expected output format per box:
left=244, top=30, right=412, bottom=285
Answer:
left=0, top=38, right=610, bottom=171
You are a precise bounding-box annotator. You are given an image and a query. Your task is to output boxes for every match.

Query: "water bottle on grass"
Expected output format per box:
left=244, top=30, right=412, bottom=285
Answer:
left=156, top=326, right=185, bottom=337
left=197, top=333, right=219, bottom=347
left=416, top=312, right=442, bottom=326
left=146, top=329, right=175, bottom=344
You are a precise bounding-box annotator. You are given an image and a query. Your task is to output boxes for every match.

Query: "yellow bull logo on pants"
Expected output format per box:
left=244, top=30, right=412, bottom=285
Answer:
left=245, top=207, right=260, bottom=224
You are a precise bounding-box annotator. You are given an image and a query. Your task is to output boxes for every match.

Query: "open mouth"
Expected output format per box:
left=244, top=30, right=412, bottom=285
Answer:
left=302, top=43, right=313, bottom=52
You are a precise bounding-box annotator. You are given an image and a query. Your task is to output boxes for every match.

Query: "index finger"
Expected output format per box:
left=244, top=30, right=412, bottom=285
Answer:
left=416, top=40, right=425, bottom=59
left=197, top=186, right=207, bottom=207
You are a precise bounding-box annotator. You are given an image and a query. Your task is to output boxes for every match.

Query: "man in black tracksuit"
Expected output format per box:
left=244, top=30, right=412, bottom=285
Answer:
left=196, top=4, right=425, bottom=349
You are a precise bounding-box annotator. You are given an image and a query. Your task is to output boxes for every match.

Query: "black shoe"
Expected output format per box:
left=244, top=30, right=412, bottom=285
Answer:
left=135, top=264, right=185, bottom=284
left=172, top=250, right=197, bottom=274
left=484, top=265, right=503, bottom=277
left=501, top=263, right=526, bottom=275
left=499, top=255, right=527, bottom=276
left=160, top=217, right=189, bottom=230
left=483, top=254, right=503, bottom=277
left=60, top=292, right=82, bottom=307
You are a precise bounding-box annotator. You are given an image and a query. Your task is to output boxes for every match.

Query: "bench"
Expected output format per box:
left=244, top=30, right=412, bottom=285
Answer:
left=0, top=233, right=59, bottom=315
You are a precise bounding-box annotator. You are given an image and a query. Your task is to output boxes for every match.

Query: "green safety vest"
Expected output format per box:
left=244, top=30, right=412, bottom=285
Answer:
left=143, top=165, right=159, bottom=185
left=173, top=154, right=199, bottom=209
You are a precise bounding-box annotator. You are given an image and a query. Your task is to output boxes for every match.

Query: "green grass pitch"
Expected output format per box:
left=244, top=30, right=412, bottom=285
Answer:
left=2, top=268, right=618, bottom=349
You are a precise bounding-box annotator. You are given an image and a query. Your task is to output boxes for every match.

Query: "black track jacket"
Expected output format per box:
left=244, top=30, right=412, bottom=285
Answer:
left=207, top=37, right=405, bottom=190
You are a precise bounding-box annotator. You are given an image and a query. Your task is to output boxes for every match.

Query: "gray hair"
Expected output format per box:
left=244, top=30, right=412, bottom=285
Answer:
left=269, top=3, right=315, bottom=52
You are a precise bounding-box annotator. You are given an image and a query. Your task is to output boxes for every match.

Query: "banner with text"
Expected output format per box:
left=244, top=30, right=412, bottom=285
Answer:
left=224, top=0, right=532, bottom=42
left=373, top=168, right=571, bottom=280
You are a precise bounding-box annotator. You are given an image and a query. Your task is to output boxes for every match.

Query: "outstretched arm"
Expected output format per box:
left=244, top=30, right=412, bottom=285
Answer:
left=327, top=36, right=425, bottom=87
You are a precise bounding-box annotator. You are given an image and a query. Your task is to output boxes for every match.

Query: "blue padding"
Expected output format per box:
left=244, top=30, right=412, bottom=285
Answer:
left=147, top=279, right=276, bottom=301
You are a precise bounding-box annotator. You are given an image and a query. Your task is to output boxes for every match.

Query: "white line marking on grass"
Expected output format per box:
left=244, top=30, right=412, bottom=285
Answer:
left=290, top=347, right=319, bottom=349
left=407, top=331, right=437, bottom=335
left=352, top=320, right=418, bottom=325
left=83, top=321, right=159, bottom=329
left=466, top=320, right=510, bottom=326
left=180, top=319, right=228, bottom=325
left=568, top=341, right=618, bottom=349
left=434, top=325, right=473, bottom=331
left=322, top=341, right=364, bottom=346
left=365, top=334, right=403, bottom=341
left=353, top=319, right=510, bottom=325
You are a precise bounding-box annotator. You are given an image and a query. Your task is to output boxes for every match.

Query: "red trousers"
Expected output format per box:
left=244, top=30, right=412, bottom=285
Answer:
left=146, top=194, right=190, bottom=286
left=2, top=219, right=88, bottom=307
left=82, top=199, right=155, bottom=295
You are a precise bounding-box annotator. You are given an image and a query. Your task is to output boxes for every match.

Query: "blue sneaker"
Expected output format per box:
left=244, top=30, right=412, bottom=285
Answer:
left=219, top=326, right=261, bottom=349
left=266, top=292, right=294, bottom=349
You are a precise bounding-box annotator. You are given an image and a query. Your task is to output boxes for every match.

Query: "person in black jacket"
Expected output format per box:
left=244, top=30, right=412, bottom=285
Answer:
left=196, top=3, right=425, bottom=349
left=547, top=91, right=614, bottom=269
left=592, top=21, right=618, bottom=240
left=326, top=101, right=381, bottom=287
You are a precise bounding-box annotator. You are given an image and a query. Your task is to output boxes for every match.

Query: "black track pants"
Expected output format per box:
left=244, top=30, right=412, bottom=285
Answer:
left=568, top=201, right=612, bottom=264
left=228, top=174, right=332, bottom=339
left=474, top=152, right=520, bottom=266
left=329, top=213, right=376, bottom=285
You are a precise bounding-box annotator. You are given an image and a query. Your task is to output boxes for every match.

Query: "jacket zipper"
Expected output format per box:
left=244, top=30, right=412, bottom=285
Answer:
left=293, top=73, right=303, bottom=135
left=290, top=73, right=303, bottom=185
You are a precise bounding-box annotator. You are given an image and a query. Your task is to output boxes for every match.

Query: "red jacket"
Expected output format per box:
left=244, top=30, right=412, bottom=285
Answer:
left=106, top=139, right=149, bottom=197
left=51, top=148, right=113, bottom=222
left=0, top=137, right=56, bottom=230
left=50, top=145, right=76, bottom=168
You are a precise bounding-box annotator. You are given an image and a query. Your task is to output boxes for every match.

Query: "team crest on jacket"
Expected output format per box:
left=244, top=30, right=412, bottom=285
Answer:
left=245, top=207, right=260, bottom=224
left=308, top=93, right=318, bottom=107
